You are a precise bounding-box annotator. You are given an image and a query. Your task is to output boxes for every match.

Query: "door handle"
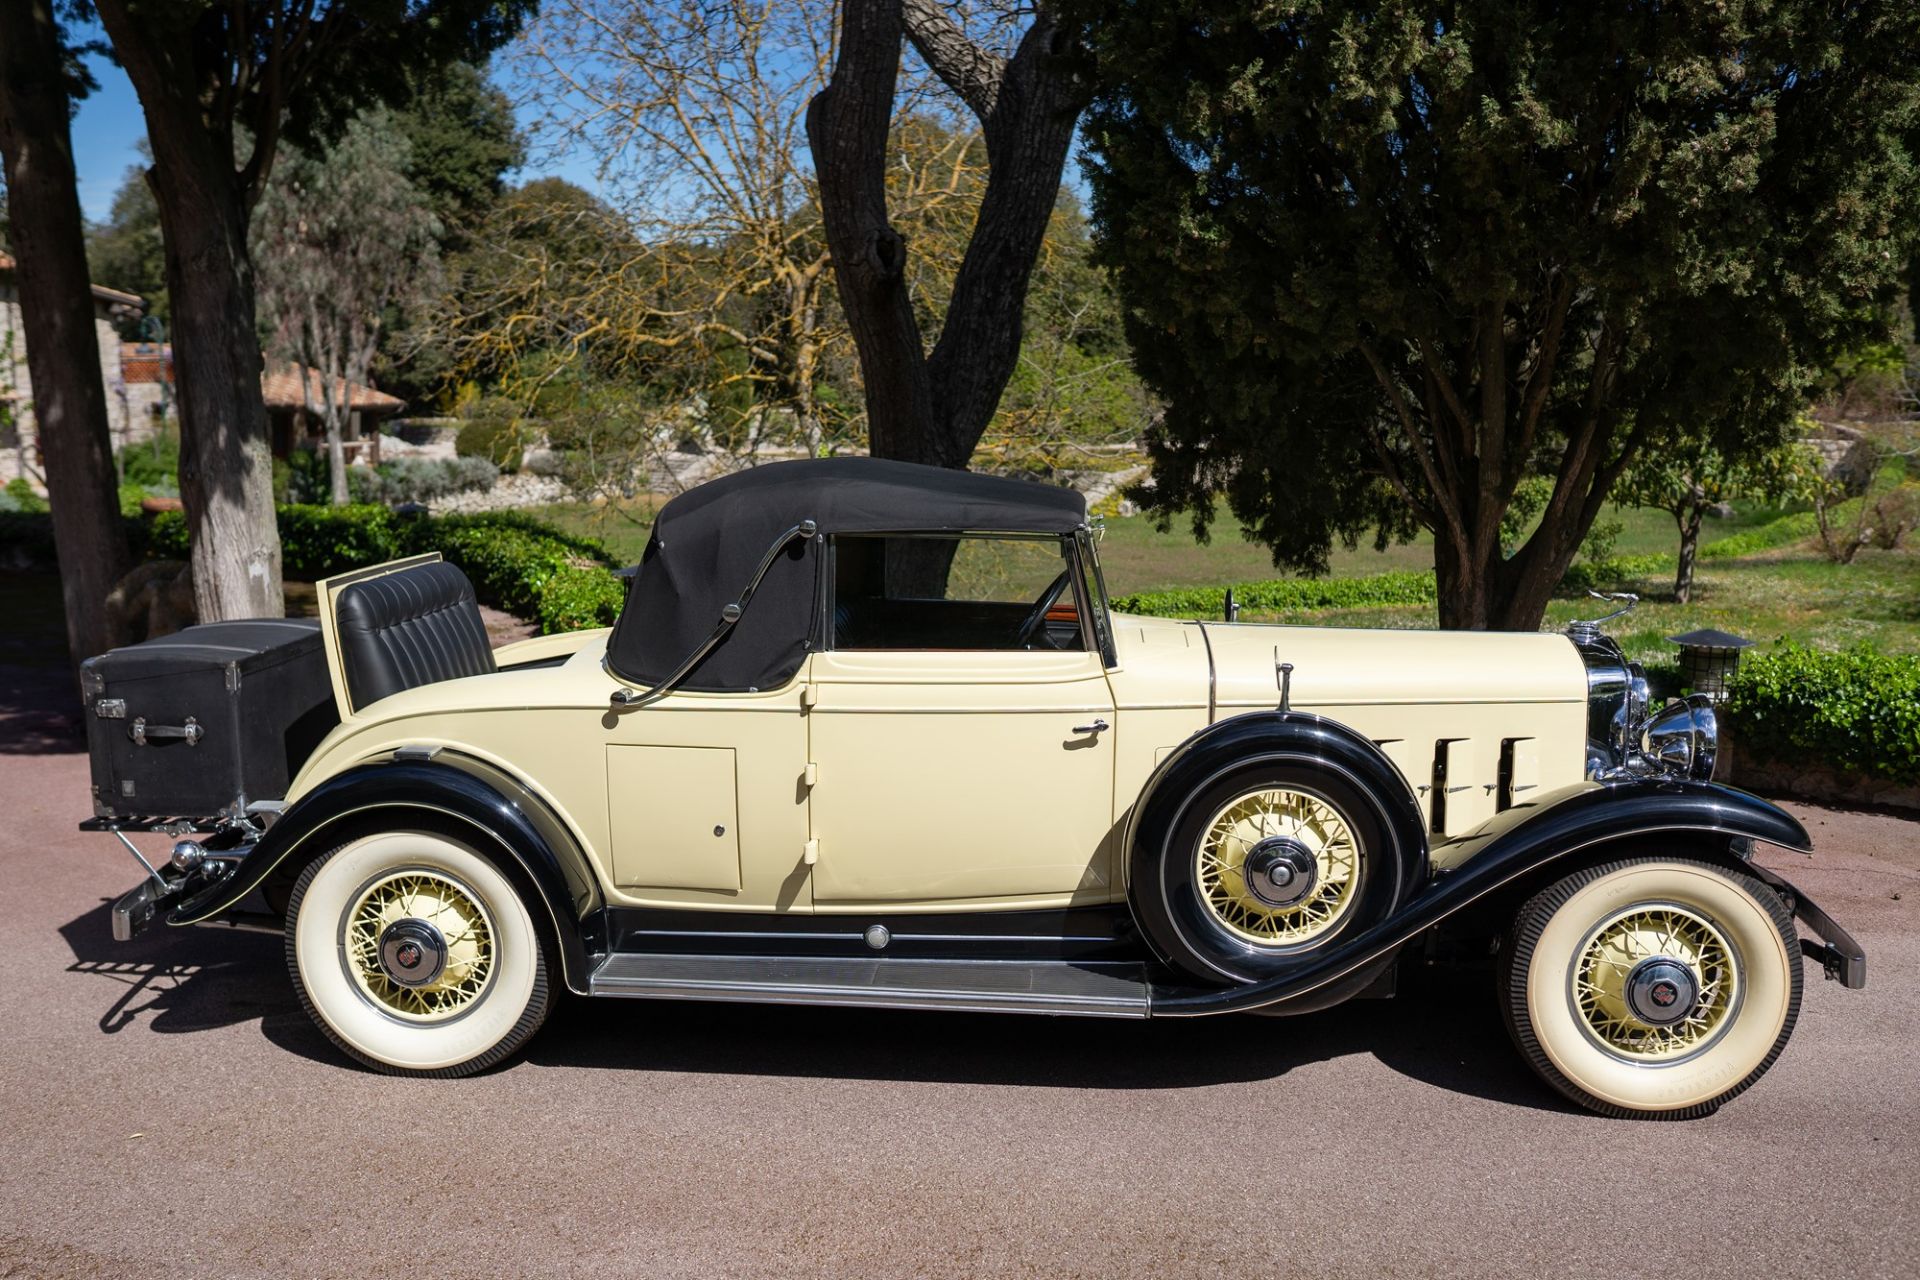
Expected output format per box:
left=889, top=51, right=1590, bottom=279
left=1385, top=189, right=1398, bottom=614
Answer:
left=1072, top=719, right=1110, bottom=735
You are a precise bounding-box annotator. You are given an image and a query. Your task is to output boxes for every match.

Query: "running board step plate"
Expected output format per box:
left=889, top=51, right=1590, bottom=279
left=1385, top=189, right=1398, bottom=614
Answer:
left=589, top=954, right=1150, bottom=1018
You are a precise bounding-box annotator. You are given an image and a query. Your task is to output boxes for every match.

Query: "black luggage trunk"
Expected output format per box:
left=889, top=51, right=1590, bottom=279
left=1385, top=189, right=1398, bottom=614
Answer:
left=81, top=619, right=339, bottom=823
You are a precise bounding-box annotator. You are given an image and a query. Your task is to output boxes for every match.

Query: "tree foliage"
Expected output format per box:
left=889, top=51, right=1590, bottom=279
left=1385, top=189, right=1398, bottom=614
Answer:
left=85, top=146, right=167, bottom=336
left=1074, top=0, right=1920, bottom=629
left=255, top=112, right=441, bottom=504
left=1614, top=434, right=1821, bottom=602
left=93, top=0, right=534, bottom=620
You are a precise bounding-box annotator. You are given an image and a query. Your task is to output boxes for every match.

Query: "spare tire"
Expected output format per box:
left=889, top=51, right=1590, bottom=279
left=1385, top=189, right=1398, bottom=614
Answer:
left=1127, top=714, right=1426, bottom=986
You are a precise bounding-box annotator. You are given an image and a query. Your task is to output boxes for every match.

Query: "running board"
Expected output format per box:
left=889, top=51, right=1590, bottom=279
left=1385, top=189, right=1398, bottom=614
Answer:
left=588, top=954, right=1151, bottom=1018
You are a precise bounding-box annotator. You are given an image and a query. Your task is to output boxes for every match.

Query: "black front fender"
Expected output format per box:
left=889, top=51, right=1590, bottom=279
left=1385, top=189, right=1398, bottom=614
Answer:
left=168, top=753, right=605, bottom=993
left=1148, top=779, right=1857, bottom=1016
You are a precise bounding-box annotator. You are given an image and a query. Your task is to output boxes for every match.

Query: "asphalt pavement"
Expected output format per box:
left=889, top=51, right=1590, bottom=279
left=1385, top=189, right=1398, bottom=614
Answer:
left=1, top=663, right=1914, bottom=1279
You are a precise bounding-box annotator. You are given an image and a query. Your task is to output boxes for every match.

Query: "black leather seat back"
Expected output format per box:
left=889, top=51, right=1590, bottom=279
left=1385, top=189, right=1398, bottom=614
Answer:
left=336, top=561, right=496, bottom=710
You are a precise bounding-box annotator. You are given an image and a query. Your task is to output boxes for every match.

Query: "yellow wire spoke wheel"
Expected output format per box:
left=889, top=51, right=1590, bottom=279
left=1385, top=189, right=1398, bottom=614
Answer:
left=343, top=870, right=497, bottom=1022
left=288, top=831, right=550, bottom=1076
left=1505, top=856, right=1800, bottom=1119
left=1194, top=786, right=1362, bottom=947
left=1570, top=904, right=1740, bottom=1063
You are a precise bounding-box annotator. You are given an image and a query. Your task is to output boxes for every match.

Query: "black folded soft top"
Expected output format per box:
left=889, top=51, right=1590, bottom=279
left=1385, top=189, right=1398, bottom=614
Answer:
left=607, top=457, right=1085, bottom=693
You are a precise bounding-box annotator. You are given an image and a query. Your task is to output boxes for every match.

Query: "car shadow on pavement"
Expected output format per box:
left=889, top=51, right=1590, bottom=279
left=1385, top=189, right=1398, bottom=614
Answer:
left=58, top=899, right=1573, bottom=1113
left=516, top=971, right=1575, bottom=1113
left=57, top=900, right=299, bottom=1037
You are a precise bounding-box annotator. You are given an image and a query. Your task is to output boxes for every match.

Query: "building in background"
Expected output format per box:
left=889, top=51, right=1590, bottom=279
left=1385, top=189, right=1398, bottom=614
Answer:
left=0, top=251, right=148, bottom=489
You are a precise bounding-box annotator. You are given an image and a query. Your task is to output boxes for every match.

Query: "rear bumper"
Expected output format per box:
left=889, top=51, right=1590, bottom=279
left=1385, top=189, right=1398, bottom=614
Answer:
left=1748, top=860, right=1868, bottom=989
left=111, top=873, right=186, bottom=943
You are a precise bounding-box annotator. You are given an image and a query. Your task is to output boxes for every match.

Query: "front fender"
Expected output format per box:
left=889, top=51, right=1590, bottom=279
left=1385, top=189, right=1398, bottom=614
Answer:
left=168, top=753, right=606, bottom=994
left=1149, top=779, right=1846, bottom=1016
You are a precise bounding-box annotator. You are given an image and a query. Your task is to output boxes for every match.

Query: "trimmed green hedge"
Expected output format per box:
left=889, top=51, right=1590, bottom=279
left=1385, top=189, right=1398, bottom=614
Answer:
left=128, top=504, right=627, bottom=636
left=1724, top=642, right=1920, bottom=784
left=1111, top=556, right=1669, bottom=620
left=1111, top=570, right=1438, bottom=619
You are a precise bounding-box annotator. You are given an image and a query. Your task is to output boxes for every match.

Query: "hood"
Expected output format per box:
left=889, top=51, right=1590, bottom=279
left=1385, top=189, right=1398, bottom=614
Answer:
left=1200, top=622, right=1586, bottom=712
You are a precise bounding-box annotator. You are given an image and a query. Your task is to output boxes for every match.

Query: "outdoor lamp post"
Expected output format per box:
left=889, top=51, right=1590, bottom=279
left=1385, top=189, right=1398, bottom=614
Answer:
left=1668, top=628, right=1755, bottom=702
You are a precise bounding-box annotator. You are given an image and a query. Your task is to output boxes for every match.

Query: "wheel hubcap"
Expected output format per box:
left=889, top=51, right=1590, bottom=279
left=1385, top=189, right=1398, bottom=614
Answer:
left=378, top=918, right=449, bottom=989
left=1572, top=904, right=1739, bottom=1061
left=344, top=870, right=495, bottom=1021
left=1196, top=787, right=1361, bottom=946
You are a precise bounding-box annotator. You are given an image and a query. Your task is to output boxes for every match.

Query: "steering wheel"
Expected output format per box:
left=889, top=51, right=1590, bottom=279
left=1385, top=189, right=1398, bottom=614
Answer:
left=1015, top=570, right=1073, bottom=649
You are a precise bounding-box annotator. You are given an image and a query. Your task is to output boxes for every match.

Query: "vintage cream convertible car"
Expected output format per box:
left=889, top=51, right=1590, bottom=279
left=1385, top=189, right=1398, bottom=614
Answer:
left=83, top=459, right=1864, bottom=1117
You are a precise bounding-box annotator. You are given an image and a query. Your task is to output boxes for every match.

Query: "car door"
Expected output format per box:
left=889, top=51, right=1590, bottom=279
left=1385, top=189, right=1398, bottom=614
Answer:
left=804, top=532, right=1119, bottom=907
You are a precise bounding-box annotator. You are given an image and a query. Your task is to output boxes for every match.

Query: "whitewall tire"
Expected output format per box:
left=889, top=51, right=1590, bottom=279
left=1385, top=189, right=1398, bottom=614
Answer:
left=1503, top=855, right=1801, bottom=1119
left=286, top=829, right=552, bottom=1076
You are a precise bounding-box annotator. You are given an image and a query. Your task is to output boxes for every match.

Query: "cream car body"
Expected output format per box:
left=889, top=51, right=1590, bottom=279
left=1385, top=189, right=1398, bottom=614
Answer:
left=96, top=458, right=1863, bottom=1114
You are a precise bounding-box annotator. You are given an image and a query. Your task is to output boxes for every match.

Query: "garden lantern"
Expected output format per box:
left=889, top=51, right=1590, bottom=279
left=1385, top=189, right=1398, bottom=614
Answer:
left=1667, top=628, right=1755, bottom=701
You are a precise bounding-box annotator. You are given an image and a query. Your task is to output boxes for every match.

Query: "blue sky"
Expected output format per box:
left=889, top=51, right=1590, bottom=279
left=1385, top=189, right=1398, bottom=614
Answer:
left=68, top=47, right=600, bottom=227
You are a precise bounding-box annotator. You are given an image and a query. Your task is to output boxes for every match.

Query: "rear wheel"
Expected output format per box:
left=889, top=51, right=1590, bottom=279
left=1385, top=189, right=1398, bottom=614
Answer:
left=285, top=830, right=551, bottom=1076
left=1503, top=855, right=1801, bottom=1119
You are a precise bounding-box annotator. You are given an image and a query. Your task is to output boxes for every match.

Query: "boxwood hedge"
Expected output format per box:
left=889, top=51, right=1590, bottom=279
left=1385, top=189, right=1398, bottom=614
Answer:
left=130, top=504, right=629, bottom=636
left=1723, top=642, right=1920, bottom=785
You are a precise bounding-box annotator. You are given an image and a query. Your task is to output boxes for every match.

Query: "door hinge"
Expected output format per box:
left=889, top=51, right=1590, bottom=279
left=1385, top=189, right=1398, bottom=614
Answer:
left=803, top=838, right=819, bottom=866
left=802, top=762, right=818, bottom=788
left=800, top=683, right=818, bottom=710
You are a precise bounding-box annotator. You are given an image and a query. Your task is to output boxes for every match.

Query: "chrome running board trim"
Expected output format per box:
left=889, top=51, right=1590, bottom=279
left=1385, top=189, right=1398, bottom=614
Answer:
left=588, top=954, right=1150, bottom=1018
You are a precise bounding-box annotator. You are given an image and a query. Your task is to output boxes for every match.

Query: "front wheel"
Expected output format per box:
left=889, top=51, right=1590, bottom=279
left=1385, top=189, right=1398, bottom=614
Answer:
left=1503, top=855, right=1802, bottom=1119
left=286, top=829, right=552, bottom=1076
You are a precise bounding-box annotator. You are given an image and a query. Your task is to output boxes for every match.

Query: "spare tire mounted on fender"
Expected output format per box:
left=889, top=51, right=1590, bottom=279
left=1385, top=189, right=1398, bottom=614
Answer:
left=1127, top=713, right=1428, bottom=986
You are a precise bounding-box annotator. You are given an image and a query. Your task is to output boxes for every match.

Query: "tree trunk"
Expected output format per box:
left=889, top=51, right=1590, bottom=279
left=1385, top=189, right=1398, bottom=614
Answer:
left=1674, top=507, right=1704, bottom=603
left=96, top=7, right=283, bottom=620
left=0, top=0, right=133, bottom=669
left=810, top=0, right=1084, bottom=471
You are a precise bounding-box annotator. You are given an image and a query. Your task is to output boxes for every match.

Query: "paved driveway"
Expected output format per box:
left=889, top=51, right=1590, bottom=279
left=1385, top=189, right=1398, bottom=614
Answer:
left=1, top=668, right=1914, bottom=1279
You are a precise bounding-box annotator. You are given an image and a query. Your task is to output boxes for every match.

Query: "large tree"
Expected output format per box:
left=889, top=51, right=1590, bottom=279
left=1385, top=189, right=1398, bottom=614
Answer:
left=809, top=0, right=1086, bottom=470
left=92, top=0, right=533, bottom=620
left=0, top=0, right=132, bottom=667
left=256, top=113, right=440, bottom=505
left=1075, top=0, right=1920, bottom=630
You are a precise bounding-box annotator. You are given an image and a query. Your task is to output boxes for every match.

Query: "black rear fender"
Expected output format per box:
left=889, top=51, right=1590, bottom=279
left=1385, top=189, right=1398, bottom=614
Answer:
left=168, top=753, right=605, bottom=994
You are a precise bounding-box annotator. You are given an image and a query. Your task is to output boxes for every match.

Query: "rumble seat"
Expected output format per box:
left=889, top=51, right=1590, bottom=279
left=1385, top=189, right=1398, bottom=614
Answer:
left=335, top=560, right=497, bottom=711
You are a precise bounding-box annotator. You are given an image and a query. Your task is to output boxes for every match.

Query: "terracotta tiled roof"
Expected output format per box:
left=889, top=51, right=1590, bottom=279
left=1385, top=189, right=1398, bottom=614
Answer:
left=0, top=250, right=145, bottom=309
left=260, top=361, right=405, bottom=415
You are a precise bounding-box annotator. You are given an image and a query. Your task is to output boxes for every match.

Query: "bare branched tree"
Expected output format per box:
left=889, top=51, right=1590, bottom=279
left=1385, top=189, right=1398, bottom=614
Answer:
left=464, top=0, right=986, bottom=461
left=810, top=0, right=1087, bottom=470
left=255, top=114, right=442, bottom=504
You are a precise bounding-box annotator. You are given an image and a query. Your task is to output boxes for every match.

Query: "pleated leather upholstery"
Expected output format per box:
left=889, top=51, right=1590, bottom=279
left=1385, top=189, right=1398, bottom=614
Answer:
left=335, top=561, right=496, bottom=711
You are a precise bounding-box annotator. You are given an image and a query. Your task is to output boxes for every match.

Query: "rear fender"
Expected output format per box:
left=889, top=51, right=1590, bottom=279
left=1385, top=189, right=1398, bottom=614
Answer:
left=167, top=752, right=605, bottom=994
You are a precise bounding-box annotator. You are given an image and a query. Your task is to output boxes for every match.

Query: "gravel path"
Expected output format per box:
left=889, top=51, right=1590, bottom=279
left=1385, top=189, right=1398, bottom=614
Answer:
left=1, top=673, right=1913, bottom=1279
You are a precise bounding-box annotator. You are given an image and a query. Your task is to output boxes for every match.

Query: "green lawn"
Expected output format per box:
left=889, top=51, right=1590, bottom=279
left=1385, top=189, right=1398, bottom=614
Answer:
left=520, top=482, right=1919, bottom=664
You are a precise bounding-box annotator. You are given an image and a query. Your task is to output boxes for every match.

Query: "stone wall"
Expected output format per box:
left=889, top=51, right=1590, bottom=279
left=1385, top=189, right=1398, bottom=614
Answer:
left=0, top=283, right=156, bottom=491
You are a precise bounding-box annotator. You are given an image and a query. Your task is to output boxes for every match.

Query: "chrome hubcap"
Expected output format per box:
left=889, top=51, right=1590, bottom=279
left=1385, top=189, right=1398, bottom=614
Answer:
left=344, top=870, right=495, bottom=1022
left=1624, top=957, right=1700, bottom=1027
left=378, top=918, right=449, bottom=989
left=1196, top=787, right=1361, bottom=947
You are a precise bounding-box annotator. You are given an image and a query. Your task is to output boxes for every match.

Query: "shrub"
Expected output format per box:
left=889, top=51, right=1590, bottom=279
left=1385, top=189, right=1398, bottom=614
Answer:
left=117, top=424, right=180, bottom=487
left=401, top=513, right=616, bottom=622
left=536, top=565, right=626, bottom=633
left=1724, top=642, right=1920, bottom=785
left=1111, top=570, right=1438, bottom=618
left=0, top=477, right=48, bottom=513
left=1554, top=553, right=1672, bottom=596
left=277, top=504, right=403, bottom=578
left=454, top=397, right=527, bottom=473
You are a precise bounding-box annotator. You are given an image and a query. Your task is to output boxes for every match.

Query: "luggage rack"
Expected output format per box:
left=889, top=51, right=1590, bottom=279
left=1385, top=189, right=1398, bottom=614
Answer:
left=80, top=815, right=224, bottom=836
